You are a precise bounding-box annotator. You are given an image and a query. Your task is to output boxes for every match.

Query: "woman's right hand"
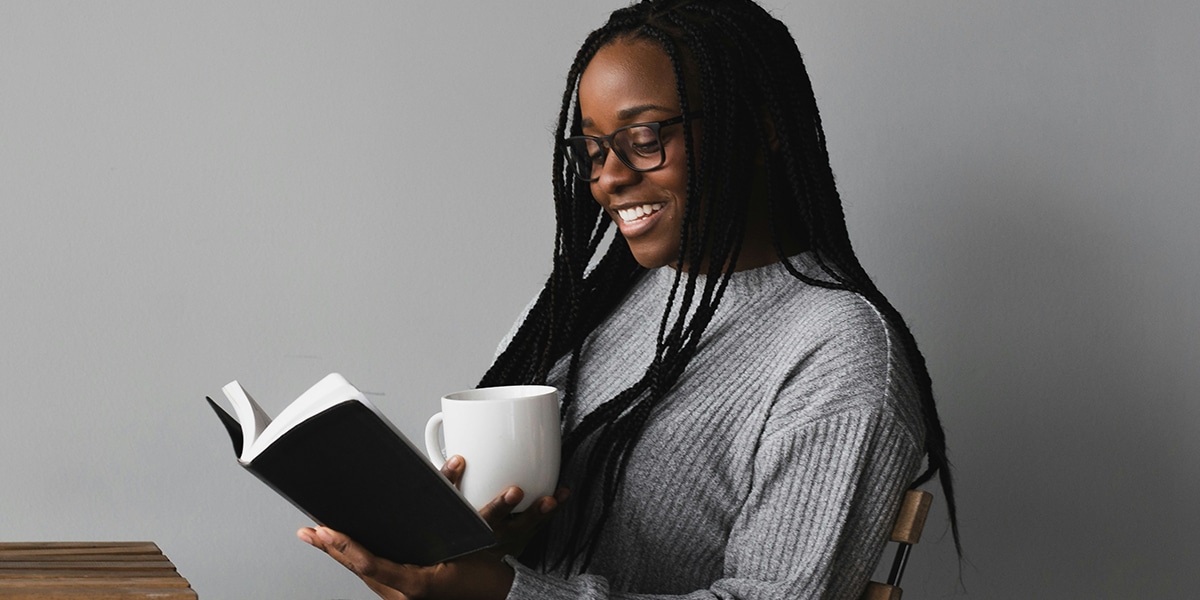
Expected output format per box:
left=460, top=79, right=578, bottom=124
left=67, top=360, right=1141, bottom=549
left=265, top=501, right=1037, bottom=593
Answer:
left=439, top=455, right=569, bottom=556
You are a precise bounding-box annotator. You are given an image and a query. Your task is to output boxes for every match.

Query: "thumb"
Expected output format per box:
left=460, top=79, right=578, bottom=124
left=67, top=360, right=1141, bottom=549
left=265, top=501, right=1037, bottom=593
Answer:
left=311, top=527, right=382, bottom=580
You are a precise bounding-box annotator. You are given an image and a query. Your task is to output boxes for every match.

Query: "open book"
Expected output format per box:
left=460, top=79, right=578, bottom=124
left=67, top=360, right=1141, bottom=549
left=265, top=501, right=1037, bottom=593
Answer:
left=205, top=373, right=494, bottom=566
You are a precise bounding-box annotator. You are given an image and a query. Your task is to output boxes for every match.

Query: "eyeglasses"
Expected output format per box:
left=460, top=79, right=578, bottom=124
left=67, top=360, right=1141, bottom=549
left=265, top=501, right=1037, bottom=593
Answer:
left=564, top=115, right=690, bottom=181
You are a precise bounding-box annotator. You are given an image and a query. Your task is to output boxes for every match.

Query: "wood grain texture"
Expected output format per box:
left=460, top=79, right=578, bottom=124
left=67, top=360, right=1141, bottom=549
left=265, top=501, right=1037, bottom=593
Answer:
left=890, top=490, right=933, bottom=545
left=861, top=581, right=903, bottom=600
left=0, top=542, right=197, bottom=599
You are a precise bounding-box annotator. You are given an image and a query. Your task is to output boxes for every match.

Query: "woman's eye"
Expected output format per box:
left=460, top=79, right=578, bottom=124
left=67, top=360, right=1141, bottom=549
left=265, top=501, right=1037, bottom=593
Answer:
left=623, top=127, right=662, bottom=156
left=631, top=140, right=661, bottom=156
left=575, top=140, right=604, bottom=163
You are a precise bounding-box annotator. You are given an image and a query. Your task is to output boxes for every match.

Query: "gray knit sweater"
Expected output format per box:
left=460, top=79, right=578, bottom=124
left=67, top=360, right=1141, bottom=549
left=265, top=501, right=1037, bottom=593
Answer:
left=503, top=253, right=926, bottom=599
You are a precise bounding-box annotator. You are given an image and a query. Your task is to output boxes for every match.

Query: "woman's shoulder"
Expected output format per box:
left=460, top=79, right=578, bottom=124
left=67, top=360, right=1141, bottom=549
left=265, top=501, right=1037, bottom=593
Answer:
left=769, top=281, right=903, bottom=394
left=718, top=254, right=895, bottom=351
left=739, top=260, right=923, bottom=443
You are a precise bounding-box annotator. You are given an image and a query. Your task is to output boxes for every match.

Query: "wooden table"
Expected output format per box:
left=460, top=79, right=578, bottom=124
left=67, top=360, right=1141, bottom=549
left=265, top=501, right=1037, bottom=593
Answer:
left=0, top=542, right=197, bottom=599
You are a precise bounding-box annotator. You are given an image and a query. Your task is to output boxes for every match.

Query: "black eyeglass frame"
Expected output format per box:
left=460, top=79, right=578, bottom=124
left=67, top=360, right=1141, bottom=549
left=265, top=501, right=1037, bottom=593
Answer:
left=564, top=114, right=694, bottom=182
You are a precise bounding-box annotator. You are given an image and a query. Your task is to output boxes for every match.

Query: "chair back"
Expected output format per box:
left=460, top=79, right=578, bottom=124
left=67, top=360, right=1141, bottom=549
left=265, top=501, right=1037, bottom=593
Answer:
left=860, top=489, right=933, bottom=600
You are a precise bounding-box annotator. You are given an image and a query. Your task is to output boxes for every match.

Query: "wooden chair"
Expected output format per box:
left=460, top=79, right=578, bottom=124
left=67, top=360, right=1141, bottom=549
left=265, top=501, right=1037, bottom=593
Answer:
left=861, top=489, right=933, bottom=600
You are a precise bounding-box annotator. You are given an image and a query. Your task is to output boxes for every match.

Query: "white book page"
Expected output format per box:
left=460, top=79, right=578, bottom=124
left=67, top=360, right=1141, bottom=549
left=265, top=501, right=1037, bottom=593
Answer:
left=221, top=380, right=272, bottom=459
left=243, top=372, right=367, bottom=463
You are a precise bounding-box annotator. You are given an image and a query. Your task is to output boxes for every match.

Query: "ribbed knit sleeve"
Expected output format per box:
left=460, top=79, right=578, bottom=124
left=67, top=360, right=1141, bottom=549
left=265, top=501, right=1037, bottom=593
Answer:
left=503, top=254, right=926, bottom=599
left=718, top=407, right=922, bottom=598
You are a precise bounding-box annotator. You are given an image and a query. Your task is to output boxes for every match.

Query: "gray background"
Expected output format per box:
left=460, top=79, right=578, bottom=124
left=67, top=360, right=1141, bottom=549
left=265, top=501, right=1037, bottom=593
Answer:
left=2, top=1, right=1196, bottom=598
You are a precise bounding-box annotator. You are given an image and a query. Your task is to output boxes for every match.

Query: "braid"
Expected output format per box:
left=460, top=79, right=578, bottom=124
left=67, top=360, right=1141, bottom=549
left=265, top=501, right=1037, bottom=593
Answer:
left=485, top=0, right=961, bottom=571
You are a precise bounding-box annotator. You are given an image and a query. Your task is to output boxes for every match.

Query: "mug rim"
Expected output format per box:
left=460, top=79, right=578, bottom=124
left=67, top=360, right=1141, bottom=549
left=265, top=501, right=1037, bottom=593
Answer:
left=442, top=384, right=558, bottom=402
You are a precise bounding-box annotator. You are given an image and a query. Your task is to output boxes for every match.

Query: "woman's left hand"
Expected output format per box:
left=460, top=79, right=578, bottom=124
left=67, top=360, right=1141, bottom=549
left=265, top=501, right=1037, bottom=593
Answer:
left=298, top=478, right=567, bottom=600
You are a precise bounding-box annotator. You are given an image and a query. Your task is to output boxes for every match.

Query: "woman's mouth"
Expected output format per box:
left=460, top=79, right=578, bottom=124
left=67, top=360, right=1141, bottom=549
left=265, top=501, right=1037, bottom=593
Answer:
left=616, top=202, right=666, bottom=224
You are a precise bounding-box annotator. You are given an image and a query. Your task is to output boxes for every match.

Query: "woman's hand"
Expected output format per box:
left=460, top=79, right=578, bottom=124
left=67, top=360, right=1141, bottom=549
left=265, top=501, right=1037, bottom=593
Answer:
left=438, top=455, right=570, bottom=557
left=297, top=455, right=567, bottom=600
left=297, top=520, right=514, bottom=600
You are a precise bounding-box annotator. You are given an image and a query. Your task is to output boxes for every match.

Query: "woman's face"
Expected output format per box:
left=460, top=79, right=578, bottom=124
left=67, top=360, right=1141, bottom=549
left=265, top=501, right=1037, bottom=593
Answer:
left=578, top=39, right=689, bottom=269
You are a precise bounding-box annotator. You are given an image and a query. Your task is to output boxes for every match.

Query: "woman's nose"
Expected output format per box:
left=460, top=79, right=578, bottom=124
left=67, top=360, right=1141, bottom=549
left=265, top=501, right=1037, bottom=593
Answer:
left=593, top=150, right=640, bottom=194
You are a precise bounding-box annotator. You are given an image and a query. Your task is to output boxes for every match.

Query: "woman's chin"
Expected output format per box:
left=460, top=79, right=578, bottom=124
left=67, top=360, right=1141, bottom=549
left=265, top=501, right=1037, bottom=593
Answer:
left=628, top=245, right=680, bottom=269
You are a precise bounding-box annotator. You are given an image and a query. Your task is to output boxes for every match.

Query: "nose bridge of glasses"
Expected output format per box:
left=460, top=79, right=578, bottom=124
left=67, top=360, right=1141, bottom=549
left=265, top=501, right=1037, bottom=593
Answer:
left=581, top=132, right=628, bottom=170
left=594, top=138, right=635, bottom=181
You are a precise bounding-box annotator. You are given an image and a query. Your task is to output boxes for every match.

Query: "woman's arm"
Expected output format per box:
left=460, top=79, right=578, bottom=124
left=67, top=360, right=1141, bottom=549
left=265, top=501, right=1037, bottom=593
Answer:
left=300, top=391, right=919, bottom=600
left=502, top=403, right=922, bottom=600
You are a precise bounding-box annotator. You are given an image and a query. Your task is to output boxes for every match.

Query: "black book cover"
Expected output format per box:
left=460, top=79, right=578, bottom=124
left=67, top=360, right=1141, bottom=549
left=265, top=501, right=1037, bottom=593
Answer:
left=207, top=399, right=495, bottom=566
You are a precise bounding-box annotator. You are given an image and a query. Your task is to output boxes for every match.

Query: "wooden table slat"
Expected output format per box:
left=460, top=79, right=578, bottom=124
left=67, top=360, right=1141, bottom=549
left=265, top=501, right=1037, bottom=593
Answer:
left=0, top=542, right=197, bottom=599
left=0, top=587, right=197, bottom=599
left=0, top=570, right=178, bottom=579
left=0, top=577, right=192, bottom=588
left=0, top=543, right=162, bottom=552
left=0, top=552, right=171, bottom=562
left=0, top=547, right=165, bottom=556
left=0, top=561, right=180, bottom=571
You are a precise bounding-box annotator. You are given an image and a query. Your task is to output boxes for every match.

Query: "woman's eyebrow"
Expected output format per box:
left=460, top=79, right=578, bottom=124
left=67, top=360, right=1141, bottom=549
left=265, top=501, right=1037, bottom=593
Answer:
left=617, top=103, right=675, bottom=120
left=580, top=104, right=678, bottom=130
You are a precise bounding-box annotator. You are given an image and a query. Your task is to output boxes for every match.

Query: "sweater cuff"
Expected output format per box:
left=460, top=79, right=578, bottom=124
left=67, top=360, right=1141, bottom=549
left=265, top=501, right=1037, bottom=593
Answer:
left=503, top=555, right=611, bottom=599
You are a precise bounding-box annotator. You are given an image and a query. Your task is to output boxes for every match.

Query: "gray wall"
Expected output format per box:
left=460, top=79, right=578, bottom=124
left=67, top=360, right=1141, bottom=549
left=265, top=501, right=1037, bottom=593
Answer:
left=1, top=2, right=1196, bottom=598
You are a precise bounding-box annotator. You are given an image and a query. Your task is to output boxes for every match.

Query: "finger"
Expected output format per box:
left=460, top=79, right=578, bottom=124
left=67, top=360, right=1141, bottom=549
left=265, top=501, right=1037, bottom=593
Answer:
left=297, top=527, right=318, bottom=546
left=523, top=487, right=570, bottom=518
left=505, top=493, right=562, bottom=533
left=440, top=455, right=465, bottom=487
left=312, top=526, right=386, bottom=581
left=532, top=487, right=570, bottom=515
left=479, top=486, right=523, bottom=525
left=535, top=494, right=560, bottom=515
left=301, top=527, right=425, bottom=599
left=299, top=526, right=337, bottom=554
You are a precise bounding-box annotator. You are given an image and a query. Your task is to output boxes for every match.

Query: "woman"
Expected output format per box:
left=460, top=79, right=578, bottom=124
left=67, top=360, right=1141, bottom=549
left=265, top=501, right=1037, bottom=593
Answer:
left=300, top=0, right=960, bottom=597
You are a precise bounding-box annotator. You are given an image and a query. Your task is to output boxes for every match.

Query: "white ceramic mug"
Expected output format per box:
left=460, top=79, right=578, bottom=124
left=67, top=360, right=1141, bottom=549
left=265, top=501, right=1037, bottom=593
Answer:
left=424, top=385, right=560, bottom=512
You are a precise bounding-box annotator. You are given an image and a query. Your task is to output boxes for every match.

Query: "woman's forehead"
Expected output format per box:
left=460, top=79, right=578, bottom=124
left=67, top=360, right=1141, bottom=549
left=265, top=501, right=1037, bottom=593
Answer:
left=578, top=39, right=680, bottom=121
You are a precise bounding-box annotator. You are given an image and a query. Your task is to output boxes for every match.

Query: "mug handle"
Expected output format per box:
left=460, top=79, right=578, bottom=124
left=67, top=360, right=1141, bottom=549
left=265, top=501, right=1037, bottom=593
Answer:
left=424, top=412, right=446, bottom=469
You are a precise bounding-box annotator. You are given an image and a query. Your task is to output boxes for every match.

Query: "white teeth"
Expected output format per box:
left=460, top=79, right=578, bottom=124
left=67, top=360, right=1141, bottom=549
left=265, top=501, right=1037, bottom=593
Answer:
left=617, top=203, right=666, bottom=223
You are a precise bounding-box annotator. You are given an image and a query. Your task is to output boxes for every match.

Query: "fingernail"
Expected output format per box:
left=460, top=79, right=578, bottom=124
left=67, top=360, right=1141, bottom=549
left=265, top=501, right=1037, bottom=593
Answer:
left=504, top=487, right=522, bottom=505
left=447, top=455, right=463, bottom=469
left=315, top=527, right=334, bottom=544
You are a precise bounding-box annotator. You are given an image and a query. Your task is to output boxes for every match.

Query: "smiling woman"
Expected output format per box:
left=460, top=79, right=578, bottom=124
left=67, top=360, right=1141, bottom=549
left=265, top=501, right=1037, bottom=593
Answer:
left=300, top=1, right=960, bottom=598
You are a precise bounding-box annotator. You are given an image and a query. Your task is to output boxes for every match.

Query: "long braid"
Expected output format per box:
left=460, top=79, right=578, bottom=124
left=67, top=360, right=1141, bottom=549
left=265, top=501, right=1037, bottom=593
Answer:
left=556, top=14, right=746, bottom=570
left=484, top=0, right=961, bottom=571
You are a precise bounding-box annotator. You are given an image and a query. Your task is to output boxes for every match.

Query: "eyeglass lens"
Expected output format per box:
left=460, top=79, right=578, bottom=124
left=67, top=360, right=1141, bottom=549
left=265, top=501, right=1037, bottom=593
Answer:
left=568, top=124, right=665, bottom=181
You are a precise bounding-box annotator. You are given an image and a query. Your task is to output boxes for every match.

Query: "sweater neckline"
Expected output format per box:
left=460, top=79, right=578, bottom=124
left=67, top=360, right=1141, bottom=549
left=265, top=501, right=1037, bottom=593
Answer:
left=646, top=252, right=831, bottom=300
